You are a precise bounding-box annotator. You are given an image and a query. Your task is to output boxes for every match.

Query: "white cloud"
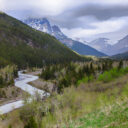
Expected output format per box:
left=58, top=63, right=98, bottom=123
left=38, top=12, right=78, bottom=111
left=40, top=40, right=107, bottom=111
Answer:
left=1, top=0, right=128, bottom=16
left=1, top=0, right=128, bottom=43
left=97, top=0, right=128, bottom=5
left=0, top=0, right=4, bottom=11
left=0, top=0, right=85, bottom=16
left=62, top=17, right=128, bottom=41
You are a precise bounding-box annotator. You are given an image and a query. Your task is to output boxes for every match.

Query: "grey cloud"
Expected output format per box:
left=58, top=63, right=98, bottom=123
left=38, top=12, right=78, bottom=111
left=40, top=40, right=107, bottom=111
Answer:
left=48, top=11, right=97, bottom=29
left=47, top=4, right=128, bottom=30
left=73, top=4, right=128, bottom=20
left=4, top=0, right=128, bottom=44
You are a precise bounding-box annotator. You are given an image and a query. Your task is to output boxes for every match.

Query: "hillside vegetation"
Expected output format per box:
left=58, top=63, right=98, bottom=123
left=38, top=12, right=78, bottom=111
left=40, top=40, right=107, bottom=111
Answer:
left=24, top=62, right=128, bottom=128
left=0, top=13, right=86, bottom=68
left=40, top=60, right=117, bottom=92
left=0, top=65, right=18, bottom=88
left=2, top=60, right=128, bottom=128
left=0, top=65, right=20, bottom=105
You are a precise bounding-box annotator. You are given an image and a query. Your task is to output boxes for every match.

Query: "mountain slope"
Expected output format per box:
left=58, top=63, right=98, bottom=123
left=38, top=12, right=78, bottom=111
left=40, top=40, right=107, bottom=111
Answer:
left=111, top=35, right=128, bottom=55
left=88, top=38, right=112, bottom=55
left=24, top=18, right=106, bottom=57
left=0, top=13, right=85, bottom=68
left=87, top=35, right=128, bottom=56
left=111, top=51, right=128, bottom=60
left=66, top=39, right=107, bottom=56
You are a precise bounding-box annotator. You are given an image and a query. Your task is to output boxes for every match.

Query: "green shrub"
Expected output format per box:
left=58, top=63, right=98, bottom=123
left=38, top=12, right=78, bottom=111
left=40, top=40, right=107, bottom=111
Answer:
left=98, top=67, right=128, bottom=83
left=77, top=77, right=89, bottom=85
left=77, top=75, right=94, bottom=85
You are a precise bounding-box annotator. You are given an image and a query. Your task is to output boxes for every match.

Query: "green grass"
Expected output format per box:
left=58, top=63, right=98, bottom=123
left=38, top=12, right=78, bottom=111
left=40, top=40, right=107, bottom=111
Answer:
left=98, top=67, right=128, bottom=83
left=68, top=100, right=128, bottom=128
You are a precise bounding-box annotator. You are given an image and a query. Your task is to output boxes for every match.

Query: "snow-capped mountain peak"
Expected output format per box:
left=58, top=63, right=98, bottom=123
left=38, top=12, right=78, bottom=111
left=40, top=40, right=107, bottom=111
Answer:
left=87, top=38, right=112, bottom=54
left=24, top=18, right=52, bottom=34
left=52, top=25, right=61, bottom=32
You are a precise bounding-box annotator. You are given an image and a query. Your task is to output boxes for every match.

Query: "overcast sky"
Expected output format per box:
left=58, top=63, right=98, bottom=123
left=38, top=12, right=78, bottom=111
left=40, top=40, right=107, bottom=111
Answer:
left=1, top=0, right=128, bottom=44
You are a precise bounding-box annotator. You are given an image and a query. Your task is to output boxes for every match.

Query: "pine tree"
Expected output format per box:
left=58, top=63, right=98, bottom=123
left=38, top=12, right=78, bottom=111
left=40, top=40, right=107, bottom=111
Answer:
left=0, top=75, right=3, bottom=87
left=98, top=65, right=101, bottom=71
left=118, top=60, right=123, bottom=70
left=102, top=63, right=106, bottom=72
left=90, top=62, right=94, bottom=74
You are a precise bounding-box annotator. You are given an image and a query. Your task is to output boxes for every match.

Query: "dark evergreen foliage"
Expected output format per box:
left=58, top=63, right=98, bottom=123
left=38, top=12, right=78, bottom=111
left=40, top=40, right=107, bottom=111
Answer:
left=118, top=60, right=123, bottom=70
left=0, top=13, right=87, bottom=68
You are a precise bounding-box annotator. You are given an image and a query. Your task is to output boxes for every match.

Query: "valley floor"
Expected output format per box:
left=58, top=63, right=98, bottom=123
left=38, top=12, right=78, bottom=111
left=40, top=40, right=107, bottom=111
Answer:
left=1, top=72, right=128, bottom=128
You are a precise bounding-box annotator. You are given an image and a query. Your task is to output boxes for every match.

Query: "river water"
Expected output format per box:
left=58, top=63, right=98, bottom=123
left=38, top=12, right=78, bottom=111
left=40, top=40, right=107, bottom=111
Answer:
left=0, top=71, right=48, bottom=114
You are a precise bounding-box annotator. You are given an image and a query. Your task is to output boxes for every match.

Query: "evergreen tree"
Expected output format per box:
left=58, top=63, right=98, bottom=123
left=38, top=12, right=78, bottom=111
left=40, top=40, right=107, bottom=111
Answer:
left=0, top=75, right=3, bottom=87
left=102, top=63, right=106, bottom=72
left=98, top=65, right=101, bottom=71
left=118, top=60, right=123, bottom=70
left=90, top=62, right=94, bottom=74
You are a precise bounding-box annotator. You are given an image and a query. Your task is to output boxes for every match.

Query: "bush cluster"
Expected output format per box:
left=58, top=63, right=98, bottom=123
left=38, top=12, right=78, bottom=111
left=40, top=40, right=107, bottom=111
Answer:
left=0, top=65, right=18, bottom=88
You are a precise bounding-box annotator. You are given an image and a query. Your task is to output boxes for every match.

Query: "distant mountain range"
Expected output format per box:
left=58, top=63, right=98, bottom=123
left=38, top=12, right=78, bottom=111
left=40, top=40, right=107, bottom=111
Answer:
left=111, top=35, right=128, bottom=55
left=87, top=38, right=112, bottom=55
left=111, top=51, right=128, bottom=60
left=86, top=36, right=128, bottom=56
left=0, top=13, right=85, bottom=68
left=110, top=36, right=128, bottom=60
left=24, top=18, right=106, bottom=57
left=23, top=18, right=128, bottom=57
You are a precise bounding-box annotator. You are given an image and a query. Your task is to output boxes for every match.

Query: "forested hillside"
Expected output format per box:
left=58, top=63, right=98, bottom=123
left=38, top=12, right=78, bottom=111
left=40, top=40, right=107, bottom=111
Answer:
left=0, top=13, right=86, bottom=68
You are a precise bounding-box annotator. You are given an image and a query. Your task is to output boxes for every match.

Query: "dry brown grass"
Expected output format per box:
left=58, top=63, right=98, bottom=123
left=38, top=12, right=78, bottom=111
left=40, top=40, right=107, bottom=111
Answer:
left=79, top=74, right=128, bottom=93
left=25, top=68, right=42, bottom=76
left=0, top=86, right=24, bottom=106
left=29, top=79, right=57, bottom=93
left=0, top=110, right=24, bottom=128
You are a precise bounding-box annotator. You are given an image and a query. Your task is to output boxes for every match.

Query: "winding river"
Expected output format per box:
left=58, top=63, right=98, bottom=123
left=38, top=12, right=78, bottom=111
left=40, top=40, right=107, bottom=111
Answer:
left=0, top=71, right=48, bottom=115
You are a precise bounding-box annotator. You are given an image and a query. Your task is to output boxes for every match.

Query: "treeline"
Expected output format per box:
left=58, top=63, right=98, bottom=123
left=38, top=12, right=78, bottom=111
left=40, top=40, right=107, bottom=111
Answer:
left=0, top=65, right=18, bottom=88
left=40, top=60, right=125, bottom=92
